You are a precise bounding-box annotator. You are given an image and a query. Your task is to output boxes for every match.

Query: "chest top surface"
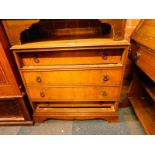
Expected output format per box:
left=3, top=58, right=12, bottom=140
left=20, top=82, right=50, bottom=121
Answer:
left=11, top=38, right=129, bottom=50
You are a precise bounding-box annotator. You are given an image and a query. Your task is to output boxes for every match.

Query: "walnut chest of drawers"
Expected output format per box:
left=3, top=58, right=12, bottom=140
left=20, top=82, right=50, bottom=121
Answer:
left=12, top=38, right=129, bottom=123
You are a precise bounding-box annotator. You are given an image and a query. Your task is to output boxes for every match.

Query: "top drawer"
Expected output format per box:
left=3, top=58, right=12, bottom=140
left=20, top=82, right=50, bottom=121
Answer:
left=17, top=49, right=123, bottom=67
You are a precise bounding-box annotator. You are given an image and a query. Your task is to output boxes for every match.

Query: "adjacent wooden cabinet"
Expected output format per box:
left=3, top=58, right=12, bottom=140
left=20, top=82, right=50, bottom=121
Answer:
left=0, top=21, right=32, bottom=125
left=129, top=19, right=155, bottom=134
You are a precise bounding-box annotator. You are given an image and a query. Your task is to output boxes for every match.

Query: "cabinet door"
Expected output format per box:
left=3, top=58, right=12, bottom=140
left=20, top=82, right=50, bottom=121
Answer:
left=0, top=23, right=21, bottom=97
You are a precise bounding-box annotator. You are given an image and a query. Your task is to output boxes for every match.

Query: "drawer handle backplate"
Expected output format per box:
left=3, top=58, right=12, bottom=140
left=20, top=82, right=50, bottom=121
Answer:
left=36, top=76, right=42, bottom=83
left=102, top=52, right=108, bottom=60
left=40, top=92, right=45, bottom=97
left=102, top=91, right=107, bottom=96
left=103, top=75, right=110, bottom=81
left=33, top=56, right=40, bottom=63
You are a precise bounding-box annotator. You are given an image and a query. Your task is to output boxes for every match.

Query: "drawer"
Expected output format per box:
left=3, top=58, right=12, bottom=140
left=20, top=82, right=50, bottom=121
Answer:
left=22, top=69, right=122, bottom=86
left=19, top=49, right=123, bottom=67
left=27, top=86, right=120, bottom=101
left=133, top=48, right=155, bottom=81
left=34, top=101, right=115, bottom=108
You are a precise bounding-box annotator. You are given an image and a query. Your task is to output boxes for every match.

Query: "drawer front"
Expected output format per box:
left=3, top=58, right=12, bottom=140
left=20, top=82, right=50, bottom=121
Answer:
left=135, top=48, right=155, bottom=81
left=20, top=49, right=122, bottom=66
left=35, top=101, right=115, bottom=108
left=22, top=69, right=122, bottom=86
left=27, top=86, right=120, bottom=101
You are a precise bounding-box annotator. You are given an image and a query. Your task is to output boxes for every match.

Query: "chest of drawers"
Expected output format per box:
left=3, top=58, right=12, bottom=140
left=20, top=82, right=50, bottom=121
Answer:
left=12, top=38, right=129, bottom=123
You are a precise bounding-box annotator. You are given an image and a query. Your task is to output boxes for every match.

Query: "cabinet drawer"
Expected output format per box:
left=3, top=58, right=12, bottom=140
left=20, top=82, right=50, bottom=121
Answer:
left=22, top=69, right=122, bottom=86
left=19, top=49, right=123, bottom=67
left=134, top=48, right=155, bottom=81
left=27, top=86, right=120, bottom=101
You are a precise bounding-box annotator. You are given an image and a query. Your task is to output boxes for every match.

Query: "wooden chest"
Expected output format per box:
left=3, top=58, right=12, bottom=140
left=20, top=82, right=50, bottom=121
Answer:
left=12, top=38, right=129, bottom=122
left=0, top=21, right=32, bottom=125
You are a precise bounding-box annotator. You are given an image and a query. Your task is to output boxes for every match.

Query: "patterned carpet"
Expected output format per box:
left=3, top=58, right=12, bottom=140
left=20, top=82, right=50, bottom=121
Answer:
left=0, top=106, right=145, bottom=135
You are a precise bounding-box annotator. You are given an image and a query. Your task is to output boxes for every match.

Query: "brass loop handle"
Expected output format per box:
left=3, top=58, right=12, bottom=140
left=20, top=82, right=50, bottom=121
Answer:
left=40, top=91, right=45, bottom=97
left=102, top=52, right=108, bottom=60
left=102, top=91, right=107, bottom=96
left=36, top=76, right=41, bottom=83
left=103, top=75, right=110, bottom=81
left=135, top=51, right=141, bottom=60
left=33, top=56, right=40, bottom=63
